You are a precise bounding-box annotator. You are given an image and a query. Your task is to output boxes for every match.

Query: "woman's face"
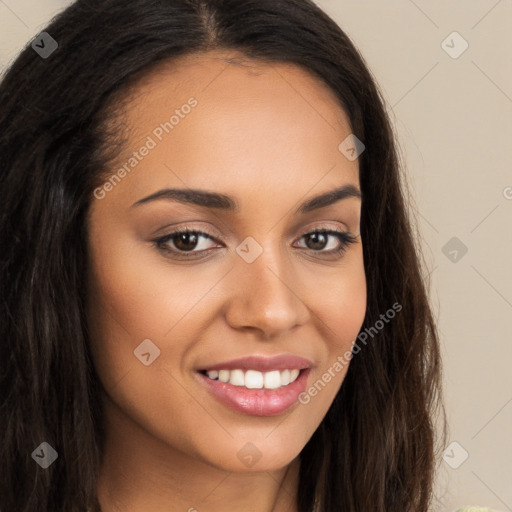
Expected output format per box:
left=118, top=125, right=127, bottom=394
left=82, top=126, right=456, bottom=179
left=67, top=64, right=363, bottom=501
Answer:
left=86, top=51, right=366, bottom=473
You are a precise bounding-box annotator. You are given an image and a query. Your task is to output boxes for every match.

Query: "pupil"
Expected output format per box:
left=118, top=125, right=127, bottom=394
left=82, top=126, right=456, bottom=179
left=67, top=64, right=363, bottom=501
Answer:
left=308, top=232, right=326, bottom=250
left=175, top=232, right=198, bottom=251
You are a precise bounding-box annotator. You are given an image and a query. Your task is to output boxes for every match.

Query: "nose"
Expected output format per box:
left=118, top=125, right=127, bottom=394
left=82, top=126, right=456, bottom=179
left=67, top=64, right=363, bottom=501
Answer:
left=223, top=247, right=310, bottom=339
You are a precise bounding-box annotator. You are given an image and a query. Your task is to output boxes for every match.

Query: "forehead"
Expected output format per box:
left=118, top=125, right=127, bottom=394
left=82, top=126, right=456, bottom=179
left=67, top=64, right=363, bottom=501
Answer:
left=124, top=50, right=349, bottom=124
left=99, top=50, right=359, bottom=207
left=115, top=50, right=353, bottom=146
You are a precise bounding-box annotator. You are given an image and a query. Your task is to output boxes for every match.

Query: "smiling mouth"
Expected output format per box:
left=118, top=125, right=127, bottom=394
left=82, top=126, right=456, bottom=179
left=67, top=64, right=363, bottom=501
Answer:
left=198, top=368, right=303, bottom=390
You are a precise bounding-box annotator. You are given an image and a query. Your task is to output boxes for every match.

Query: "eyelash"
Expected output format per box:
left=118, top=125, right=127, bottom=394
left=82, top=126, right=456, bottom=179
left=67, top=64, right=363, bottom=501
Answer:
left=153, top=226, right=358, bottom=260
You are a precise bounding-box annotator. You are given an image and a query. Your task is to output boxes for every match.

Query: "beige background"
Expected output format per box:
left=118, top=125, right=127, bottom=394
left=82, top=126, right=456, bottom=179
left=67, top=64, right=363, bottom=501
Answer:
left=1, top=1, right=511, bottom=511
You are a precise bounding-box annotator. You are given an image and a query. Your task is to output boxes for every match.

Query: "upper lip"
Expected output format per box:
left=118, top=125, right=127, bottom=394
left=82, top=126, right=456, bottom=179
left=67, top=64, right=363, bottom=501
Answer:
left=198, top=354, right=313, bottom=372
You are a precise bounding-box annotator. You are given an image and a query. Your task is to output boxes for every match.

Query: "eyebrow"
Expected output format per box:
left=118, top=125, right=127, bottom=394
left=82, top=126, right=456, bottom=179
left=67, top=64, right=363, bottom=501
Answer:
left=131, top=183, right=361, bottom=214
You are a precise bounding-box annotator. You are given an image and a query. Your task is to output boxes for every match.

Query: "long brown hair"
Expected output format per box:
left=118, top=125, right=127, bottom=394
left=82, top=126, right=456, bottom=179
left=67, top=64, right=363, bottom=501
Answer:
left=0, top=0, right=447, bottom=510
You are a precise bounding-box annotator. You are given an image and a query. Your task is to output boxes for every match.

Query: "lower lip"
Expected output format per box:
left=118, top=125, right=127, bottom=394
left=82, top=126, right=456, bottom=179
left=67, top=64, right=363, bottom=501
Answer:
left=197, top=369, right=310, bottom=417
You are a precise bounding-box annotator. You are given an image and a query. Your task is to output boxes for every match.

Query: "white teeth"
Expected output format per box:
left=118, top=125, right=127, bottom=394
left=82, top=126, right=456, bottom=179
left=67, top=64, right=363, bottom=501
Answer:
left=264, top=370, right=281, bottom=389
left=245, top=370, right=264, bottom=389
left=290, top=369, right=300, bottom=382
left=229, top=369, right=245, bottom=386
left=204, top=368, right=302, bottom=389
left=218, top=370, right=230, bottom=383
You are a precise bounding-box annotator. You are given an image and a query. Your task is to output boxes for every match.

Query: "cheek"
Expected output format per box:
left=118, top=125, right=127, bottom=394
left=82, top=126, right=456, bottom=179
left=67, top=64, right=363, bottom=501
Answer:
left=85, top=234, right=214, bottom=453
left=324, top=266, right=366, bottom=346
left=87, top=220, right=235, bottom=335
left=298, top=251, right=366, bottom=408
left=305, top=247, right=367, bottom=348
left=85, top=222, right=242, bottom=406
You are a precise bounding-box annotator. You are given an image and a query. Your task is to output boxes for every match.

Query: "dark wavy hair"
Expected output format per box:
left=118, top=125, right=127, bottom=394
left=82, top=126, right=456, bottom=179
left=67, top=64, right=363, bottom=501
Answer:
left=0, top=0, right=447, bottom=510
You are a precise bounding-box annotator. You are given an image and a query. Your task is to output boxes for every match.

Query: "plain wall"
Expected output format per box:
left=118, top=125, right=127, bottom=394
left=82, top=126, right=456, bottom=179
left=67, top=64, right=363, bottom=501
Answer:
left=1, top=1, right=510, bottom=510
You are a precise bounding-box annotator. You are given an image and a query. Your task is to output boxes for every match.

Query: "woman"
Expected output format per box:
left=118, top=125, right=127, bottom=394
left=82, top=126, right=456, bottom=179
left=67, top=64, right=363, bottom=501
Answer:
left=0, top=0, right=448, bottom=510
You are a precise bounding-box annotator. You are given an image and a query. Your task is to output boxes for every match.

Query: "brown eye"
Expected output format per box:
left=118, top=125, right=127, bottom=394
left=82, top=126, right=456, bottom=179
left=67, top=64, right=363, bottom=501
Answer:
left=154, top=228, right=219, bottom=258
left=153, top=226, right=357, bottom=261
left=296, top=229, right=358, bottom=255
left=304, top=231, right=329, bottom=250
left=172, top=231, right=201, bottom=251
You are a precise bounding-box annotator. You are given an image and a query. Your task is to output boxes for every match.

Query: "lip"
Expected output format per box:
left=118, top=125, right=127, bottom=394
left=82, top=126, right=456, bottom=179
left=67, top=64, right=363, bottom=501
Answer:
left=197, top=367, right=311, bottom=417
left=198, top=354, right=313, bottom=372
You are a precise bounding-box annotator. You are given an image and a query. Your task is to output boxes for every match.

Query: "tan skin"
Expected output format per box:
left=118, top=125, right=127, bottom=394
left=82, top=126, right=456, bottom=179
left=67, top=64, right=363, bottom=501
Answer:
left=86, top=51, right=367, bottom=512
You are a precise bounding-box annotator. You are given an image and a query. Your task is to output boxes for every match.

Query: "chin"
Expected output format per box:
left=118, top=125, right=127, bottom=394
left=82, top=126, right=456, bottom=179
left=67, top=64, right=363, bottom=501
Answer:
left=198, top=438, right=304, bottom=474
